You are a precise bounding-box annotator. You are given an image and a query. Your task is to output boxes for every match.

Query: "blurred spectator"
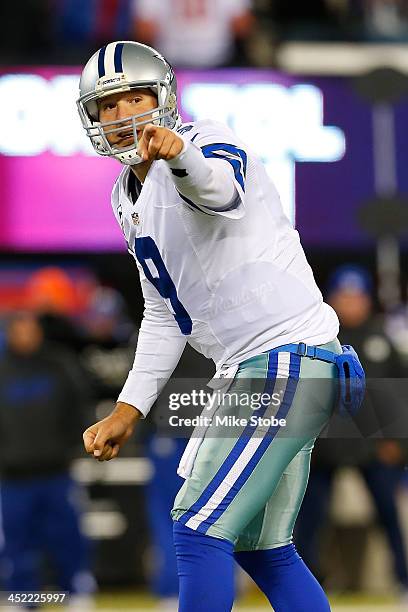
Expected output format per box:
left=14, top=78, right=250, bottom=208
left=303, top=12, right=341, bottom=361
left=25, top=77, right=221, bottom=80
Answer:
left=52, top=0, right=135, bottom=63
left=25, top=267, right=78, bottom=315
left=79, top=286, right=136, bottom=405
left=77, top=284, right=212, bottom=606
left=385, top=304, right=408, bottom=365
left=0, top=312, right=95, bottom=605
left=295, top=265, right=408, bottom=595
left=354, top=0, right=408, bottom=41
left=327, top=264, right=404, bottom=378
left=133, top=0, right=254, bottom=67
left=143, top=345, right=213, bottom=610
left=263, top=0, right=345, bottom=42
left=25, top=267, right=86, bottom=353
left=144, top=435, right=185, bottom=611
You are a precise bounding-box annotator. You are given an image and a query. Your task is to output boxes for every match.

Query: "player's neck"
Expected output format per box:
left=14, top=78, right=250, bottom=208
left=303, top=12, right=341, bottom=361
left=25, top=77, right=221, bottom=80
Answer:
left=131, top=160, right=153, bottom=184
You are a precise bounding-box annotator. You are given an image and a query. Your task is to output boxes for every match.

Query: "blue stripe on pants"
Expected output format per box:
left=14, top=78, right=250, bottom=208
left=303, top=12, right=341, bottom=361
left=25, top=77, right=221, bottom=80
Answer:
left=179, top=352, right=301, bottom=533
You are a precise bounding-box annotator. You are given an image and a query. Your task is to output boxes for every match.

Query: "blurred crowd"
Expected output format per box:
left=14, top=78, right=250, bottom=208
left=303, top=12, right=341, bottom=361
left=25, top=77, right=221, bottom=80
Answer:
left=297, top=265, right=408, bottom=598
left=0, top=262, right=408, bottom=603
left=1, top=0, right=408, bottom=66
left=0, top=265, right=213, bottom=606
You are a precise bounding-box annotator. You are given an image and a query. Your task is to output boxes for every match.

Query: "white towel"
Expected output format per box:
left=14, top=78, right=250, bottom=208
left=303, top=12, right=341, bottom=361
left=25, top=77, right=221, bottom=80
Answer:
left=177, top=364, right=239, bottom=479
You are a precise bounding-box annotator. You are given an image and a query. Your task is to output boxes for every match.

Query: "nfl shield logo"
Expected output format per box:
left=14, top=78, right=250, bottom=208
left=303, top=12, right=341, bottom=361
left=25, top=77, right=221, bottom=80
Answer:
left=131, top=212, right=140, bottom=225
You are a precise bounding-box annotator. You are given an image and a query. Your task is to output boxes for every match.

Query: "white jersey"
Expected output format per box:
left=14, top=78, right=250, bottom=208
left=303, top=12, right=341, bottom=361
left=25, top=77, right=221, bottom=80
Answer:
left=134, top=0, right=251, bottom=67
left=114, top=120, right=339, bottom=415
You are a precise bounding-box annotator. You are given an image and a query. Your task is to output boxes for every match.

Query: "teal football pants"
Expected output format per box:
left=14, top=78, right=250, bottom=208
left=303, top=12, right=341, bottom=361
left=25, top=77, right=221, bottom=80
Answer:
left=172, top=339, right=341, bottom=550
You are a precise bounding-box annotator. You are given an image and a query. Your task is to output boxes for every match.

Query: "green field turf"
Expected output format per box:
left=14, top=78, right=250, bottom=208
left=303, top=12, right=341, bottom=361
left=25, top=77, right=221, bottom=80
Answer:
left=91, top=592, right=404, bottom=611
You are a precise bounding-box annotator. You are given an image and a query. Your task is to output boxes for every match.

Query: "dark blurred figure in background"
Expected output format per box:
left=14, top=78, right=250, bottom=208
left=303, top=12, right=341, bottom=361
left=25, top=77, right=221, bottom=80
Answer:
left=350, top=0, right=408, bottom=41
left=144, top=434, right=185, bottom=611
left=0, top=312, right=95, bottom=607
left=143, top=345, right=213, bottom=611
left=252, top=0, right=408, bottom=46
left=25, top=267, right=86, bottom=354
left=296, top=265, right=408, bottom=596
left=52, top=0, right=135, bottom=64
left=77, top=283, right=213, bottom=608
left=133, top=0, right=254, bottom=67
left=261, top=0, right=345, bottom=42
left=79, top=286, right=135, bottom=409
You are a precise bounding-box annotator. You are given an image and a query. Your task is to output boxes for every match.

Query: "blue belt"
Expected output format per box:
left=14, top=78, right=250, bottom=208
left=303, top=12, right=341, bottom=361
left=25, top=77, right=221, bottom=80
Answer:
left=268, top=341, right=366, bottom=417
left=270, top=342, right=337, bottom=364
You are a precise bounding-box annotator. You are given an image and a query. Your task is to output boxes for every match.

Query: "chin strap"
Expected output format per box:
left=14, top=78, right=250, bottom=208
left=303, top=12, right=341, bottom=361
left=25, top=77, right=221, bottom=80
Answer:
left=119, top=152, right=144, bottom=166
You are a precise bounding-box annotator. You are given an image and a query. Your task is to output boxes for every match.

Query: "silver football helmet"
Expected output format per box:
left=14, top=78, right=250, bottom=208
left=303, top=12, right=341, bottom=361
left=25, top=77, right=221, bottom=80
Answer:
left=77, top=41, right=181, bottom=165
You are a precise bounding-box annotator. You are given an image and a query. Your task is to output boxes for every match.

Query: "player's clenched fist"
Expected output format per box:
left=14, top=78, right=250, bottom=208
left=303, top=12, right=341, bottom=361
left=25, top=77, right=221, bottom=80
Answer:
left=137, top=123, right=184, bottom=162
left=83, top=402, right=141, bottom=461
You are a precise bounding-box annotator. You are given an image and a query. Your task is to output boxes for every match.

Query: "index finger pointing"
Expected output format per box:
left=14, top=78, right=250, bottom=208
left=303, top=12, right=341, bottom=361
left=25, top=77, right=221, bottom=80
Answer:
left=142, top=123, right=157, bottom=141
left=137, top=124, right=156, bottom=160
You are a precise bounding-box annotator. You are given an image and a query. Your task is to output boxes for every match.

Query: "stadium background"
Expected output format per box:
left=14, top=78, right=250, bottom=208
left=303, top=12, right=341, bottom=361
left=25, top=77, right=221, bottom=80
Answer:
left=1, top=1, right=408, bottom=610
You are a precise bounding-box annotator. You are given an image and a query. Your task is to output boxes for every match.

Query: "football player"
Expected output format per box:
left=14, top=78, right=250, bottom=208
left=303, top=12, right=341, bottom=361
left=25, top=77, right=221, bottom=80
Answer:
left=79, top=41, right=341, bottom=611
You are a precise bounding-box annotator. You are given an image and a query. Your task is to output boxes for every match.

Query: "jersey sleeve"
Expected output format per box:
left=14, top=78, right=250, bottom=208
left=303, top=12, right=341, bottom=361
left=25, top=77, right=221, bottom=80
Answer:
left=117, top=267, right=187, bottom=417
left=167, top=121, right=248, bottom=219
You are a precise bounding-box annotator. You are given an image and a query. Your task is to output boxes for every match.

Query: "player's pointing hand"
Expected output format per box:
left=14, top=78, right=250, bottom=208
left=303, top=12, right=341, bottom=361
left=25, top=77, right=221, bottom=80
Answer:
left=83, top=402, right=141, bottom=461
left=137, top=123, right=184, bottom=162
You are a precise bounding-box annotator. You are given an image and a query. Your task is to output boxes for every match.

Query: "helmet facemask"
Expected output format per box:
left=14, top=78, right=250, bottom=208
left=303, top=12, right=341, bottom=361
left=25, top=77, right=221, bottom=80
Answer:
left=77, top=79, right=180, bottom=165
